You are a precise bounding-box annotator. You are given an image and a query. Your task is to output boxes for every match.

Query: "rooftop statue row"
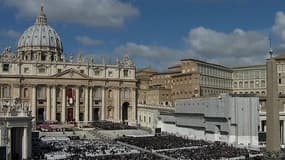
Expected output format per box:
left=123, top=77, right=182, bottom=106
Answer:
left=0, top=47, right=134, bottom=67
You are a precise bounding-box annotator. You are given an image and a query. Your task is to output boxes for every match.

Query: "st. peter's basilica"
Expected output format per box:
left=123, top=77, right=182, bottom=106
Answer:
left=0, top=6, right=137, bottom=125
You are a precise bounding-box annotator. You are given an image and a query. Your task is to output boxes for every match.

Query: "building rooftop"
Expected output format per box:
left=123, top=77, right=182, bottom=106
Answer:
left=181, top=58, right=230, bottom=70
left=231, top=64, right=266, bottom=70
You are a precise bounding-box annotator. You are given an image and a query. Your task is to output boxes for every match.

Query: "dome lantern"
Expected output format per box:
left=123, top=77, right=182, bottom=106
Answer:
left=35, top=6, right=47, bottom=25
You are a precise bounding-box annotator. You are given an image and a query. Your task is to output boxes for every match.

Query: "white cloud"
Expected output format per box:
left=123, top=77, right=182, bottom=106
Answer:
left=1, top=0, right=139, bottom=28
left=273, top=11, right=285, bottom=47
left=75, top=36, right=104, bottom=47
left=116, top=27, right=268, bottom=70
left=115, top=42, right=192, bottom=70
left=186, top=27, right=268, bottom=66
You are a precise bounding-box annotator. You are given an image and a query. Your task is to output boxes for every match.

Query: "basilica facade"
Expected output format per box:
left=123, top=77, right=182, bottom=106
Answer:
left=0, top=7, right=137, bottom=125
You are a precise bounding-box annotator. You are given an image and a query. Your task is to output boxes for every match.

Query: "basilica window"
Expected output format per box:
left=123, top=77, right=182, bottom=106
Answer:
left=123, top=69, right=129, bottom=77
left=124, top=89, right=129, bottom=99
left=56, top=88, right=61, bottom=97
left=108, top=90, right=113, bottom=98
left=2, top=85, right=10, bottom=98
left=94, top=70, right=100, bottom=76
left=37, top=87, right=46, bottom=98
left=41, top=55, right=46, bottom=61
left=23, top=88, right=28, bottom=98
left=79, top=88, right=84, bottom=98
left=2, top=64, right=9, bottom=72
left=24, top=68, right=29, bottom=73
left=108, top=71, right=113, bottom=77
left=94, top=88, right=101, bottom=98
left=38, top=68, right=46, bottom=73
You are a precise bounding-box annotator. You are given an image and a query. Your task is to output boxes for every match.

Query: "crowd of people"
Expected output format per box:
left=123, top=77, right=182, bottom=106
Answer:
left=32, top=122, right=265, bottom=160
left=116, top=135, right=264, bottom=160
left=158, top=141, right=263, bottom=160
left=32, top=138, right=161, bottom=160
left=90, top=121, right=137, bottom=130
left=116, top=135, right=210, bottom=150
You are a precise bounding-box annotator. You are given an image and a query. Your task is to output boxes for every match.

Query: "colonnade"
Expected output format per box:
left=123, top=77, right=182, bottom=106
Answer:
left=5, top=126, right=31, bottom=160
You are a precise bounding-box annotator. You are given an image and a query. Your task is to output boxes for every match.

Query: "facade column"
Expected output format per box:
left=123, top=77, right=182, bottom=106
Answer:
left=31, top=85, right=37, bottom=120
left=75, top=86, right=80, bottom=122
left=22, top=127, right=28, bottom=160
left=46, top=86, right=51, bottom=121
left=131, top=88, right=136, bottom=122
left=89, top=87, right=93, bottom=121
left=84, top=87, right=89, bottom=122
left=51, top=86, right=57, bottom=121
left=61, top=86, right=66, bottom=123
left=116, top=88, right=120, bottom=121
left=283, top=120, right=285, bottom=144
left=101, top=87, right=105, bottom=120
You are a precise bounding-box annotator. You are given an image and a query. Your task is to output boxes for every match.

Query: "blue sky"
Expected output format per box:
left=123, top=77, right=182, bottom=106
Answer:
left=1, top=0, right=285, bottom=71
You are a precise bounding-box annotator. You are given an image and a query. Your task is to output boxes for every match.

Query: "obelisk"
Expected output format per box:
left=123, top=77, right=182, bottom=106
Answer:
left=266, top=48, right=281, bottom=152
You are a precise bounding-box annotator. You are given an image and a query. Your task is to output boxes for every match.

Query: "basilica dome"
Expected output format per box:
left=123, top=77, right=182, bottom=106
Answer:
left=17, top=6, right=64, bottom=62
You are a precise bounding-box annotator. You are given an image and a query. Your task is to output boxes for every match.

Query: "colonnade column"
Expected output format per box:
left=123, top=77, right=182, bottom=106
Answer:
left=75, top=86, right=80, bottom=122
left=51, top=86, right=56, bottom=121
left=61, top=86, right=66, bottom=123
left=31, top=85, right=37, bottom=120
left=7, top=128, right=11, bottom=160
left=89, top=88, right=93, bottom=121
left=101, top=87, right=105, bottom=120
left=46, top=86, right=51, bottom=121
left=22, top=127, right=28, bottom=160
left=84, top=87, right=89, bottom=122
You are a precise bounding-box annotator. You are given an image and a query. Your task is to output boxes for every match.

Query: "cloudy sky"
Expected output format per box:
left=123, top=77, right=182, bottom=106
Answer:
left=0, top=0, right=285, bottom=71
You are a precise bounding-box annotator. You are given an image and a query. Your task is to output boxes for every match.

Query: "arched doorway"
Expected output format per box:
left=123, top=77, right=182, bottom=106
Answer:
left=122, top=102, right=129, bottom=123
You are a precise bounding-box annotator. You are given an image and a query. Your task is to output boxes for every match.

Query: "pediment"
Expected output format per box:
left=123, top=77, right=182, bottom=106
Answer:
left=52, top=69, right=89, bottom=79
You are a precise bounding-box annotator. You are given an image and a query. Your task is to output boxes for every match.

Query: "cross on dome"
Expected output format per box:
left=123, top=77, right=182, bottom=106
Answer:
left=35, top=5, right=47, bottom=25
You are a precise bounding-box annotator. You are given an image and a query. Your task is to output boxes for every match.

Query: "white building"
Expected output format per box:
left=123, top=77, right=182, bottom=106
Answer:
left=158, top=94, right=259, bottom=147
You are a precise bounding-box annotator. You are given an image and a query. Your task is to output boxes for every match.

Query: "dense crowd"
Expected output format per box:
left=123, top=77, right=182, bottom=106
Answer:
left=90, top=121, right=137, bottom=130
left=32, top=130, right=264, bottom=160
left=159, top=141, right=263, bottom=160
left=116, top=135, right=210, bottom=150
left=32, top=138, right=161, bottom=160
left=116, top=135, right=263, bottom=160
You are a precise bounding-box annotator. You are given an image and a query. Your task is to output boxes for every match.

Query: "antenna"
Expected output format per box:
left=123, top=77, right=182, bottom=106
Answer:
left=269, top=35, right=273, bottom=58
